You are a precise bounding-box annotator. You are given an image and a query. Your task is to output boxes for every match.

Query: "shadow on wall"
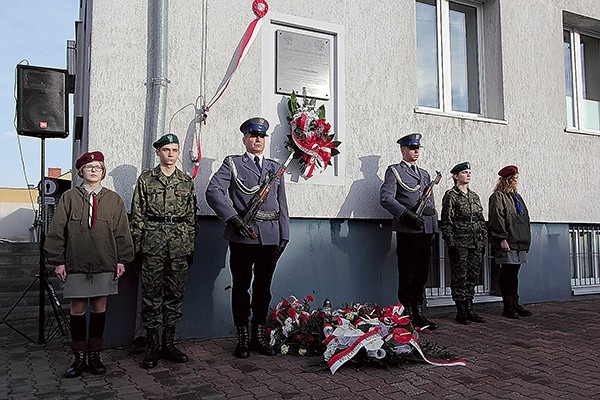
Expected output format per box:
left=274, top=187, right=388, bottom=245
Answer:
left=108, top=165, right=138, bottom=210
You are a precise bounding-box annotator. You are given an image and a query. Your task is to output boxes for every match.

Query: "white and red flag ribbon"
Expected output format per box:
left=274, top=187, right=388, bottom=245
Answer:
left=192, top=0, right=269, bottom=179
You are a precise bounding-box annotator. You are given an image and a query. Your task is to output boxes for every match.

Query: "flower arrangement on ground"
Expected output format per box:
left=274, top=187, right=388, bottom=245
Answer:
left=285, top=90, right=341, bottom=179
left=267, top=295, right=467, bottom=374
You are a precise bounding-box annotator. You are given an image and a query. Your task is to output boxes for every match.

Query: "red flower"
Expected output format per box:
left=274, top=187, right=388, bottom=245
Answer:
left=299, top=314, right=309, bottom=325
left=294, top=333, right=304, bottom=342
left=281, top=299, right=290, bottom=308
left=392, top=328, right=414, bottom=344
left=287, top=308, right=297, bottom=319
left=306, top=295, right=315, bottom=302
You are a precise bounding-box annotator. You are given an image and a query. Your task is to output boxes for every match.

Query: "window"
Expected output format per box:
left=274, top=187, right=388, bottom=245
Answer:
left=570, top=225, right=600, bottom=294
left=416, top=0, right=482, bottom=115
left=564, top=27, right=600, bottom=132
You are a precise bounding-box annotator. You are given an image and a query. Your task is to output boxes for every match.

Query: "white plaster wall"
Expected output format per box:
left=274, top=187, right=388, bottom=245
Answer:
left=0, top=203, right=36, bottom=242
left=84, top=0, right=600, bottom=223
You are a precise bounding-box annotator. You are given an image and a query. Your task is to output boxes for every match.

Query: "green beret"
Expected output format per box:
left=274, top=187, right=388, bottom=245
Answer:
left=450, top=162, right=470, bottom=174
left=153, top=134, right=179, bottom=149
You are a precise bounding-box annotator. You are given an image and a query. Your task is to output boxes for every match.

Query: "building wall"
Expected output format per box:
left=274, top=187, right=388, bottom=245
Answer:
left=0, top=188, right=38, bottom=242
left=76, top=0, right=600, bottom=345
left=81, top=0, right=600, bottom=223
left=105, top=218, right=571, bottom=345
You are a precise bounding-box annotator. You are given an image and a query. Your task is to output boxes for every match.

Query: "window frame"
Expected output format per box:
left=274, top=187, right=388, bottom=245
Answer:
left=416, top=0, right=486, bottom=117
left=564, top=26, right=600, bottom=135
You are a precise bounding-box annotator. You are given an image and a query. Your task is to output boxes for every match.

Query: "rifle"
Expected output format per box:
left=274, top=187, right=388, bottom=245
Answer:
left=414, top=170, right=442, bottom=217
left=243, top=153, right=294, bottom=239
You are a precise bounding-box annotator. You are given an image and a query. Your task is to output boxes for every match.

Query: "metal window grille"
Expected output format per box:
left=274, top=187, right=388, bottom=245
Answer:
left=426, top=233, right=495, bottom=297
left=570, top=225, right=600, bottom=289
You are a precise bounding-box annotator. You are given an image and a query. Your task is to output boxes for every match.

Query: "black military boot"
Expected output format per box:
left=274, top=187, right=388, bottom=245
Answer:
left=234, top=325, right=250, bottom=359
left=142, top=329, right=160, bottom=369
left=160, top=326, right=189, bottom=363
left=466, top=300, right=486, bottom=323
left=455, top=301, right=470, bottom=325
left=412, top=302, right=439, bottom=330
left=502, top=296, right=519, bottom=319
left=87, top=350, right=107, bottom=375
left=513, top=295, right=532, bottom=317
left=250, top=324, right=275, bottom=356
left=65, top=351, right=87, bottom=378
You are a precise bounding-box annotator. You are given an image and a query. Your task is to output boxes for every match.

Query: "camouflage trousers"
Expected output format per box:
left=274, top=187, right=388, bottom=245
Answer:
left=448, top=246, right=484, bottom=302
left=141, top=250, right=190, bottom=330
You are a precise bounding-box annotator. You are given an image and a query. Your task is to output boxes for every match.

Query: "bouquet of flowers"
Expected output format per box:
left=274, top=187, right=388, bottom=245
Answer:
left=285, top=90, right=341, bottom=179
left=267, top=295, right=467, bottom=374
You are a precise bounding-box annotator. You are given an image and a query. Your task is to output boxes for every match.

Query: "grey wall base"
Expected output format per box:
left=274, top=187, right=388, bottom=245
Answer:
left=105, top=219, right=572, bottom=347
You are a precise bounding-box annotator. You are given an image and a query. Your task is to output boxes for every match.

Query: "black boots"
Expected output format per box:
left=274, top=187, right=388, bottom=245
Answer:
left=411, top=302, right=439, bottom=330
left=466, top=301, right=486, bottom=323
left=502, top=296, right=519, bottom=319
left=142, top=329, right=160, bottom=369
left=455, top=302, right=470, bottom=325
left=503, top=295, right=531, bottom=319
left=65, top=351, right=87, bottom=378
left=513, top=295, right=532, bottom=317
left=250, top=324, right=275, bottom=356
left=234, top=325, right=250, bottom=358
left=87, top=350, right=107, bottom=375
left=161, top=326, right=189, bottom=363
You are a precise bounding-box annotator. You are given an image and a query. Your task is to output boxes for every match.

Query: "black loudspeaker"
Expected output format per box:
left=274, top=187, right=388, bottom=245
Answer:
left=17, top=65, right=69, bottom=139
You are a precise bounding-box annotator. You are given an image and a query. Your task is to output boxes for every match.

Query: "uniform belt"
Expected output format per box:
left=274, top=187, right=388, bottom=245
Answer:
left=147, top=215, right=186, bottom=224
left=254, top=210, right=279, bottom=221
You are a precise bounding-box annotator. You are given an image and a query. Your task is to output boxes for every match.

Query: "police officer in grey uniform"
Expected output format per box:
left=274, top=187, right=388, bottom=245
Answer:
left=380, top=133, right=439, bottom=330
left=206, top=117, right=290, bottom=358
left=130, top=134, right=197, bottom=369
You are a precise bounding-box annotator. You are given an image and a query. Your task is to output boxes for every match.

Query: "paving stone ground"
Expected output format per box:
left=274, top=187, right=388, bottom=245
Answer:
left=2, top=298, right=599, bottom=399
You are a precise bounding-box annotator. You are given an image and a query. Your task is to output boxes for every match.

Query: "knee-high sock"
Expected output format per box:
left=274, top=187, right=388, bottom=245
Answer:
left=70, top=313, right=87, bottom=352
left=88, top=311, right=106, bottom=350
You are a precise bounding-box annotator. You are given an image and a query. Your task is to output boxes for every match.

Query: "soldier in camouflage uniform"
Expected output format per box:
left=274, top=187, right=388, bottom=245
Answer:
left=440, top=162, right=487, bottom=325
left=130, top=134, right=197, bottom=369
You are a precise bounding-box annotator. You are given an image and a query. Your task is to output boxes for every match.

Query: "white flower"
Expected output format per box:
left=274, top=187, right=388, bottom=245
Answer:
left=298, top=348, right=307, bottom=356
left=280, top=344, right=289, bottom=355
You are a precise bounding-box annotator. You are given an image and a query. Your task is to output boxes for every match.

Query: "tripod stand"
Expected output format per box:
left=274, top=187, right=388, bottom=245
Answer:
left=0, top=137, right=70, bottom=344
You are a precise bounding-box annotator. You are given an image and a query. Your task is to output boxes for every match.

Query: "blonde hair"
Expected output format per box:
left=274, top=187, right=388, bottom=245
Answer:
left=78, top=161, right=106, bottom=180
left=493, top=174, right=518, bottom=194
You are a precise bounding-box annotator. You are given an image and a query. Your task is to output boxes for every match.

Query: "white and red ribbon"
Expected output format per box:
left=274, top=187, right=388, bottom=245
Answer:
left=191, top=0, right=269, bottom=179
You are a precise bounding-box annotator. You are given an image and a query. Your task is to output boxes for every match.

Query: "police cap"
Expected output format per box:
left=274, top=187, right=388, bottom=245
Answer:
left=397, top=133, right=422, bottom=147
left=240, top=117, right=269, bottom=136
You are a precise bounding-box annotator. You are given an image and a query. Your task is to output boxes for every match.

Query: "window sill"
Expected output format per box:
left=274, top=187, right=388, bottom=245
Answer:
left=426, top=294, right=502, bottom=307
left=572, top=285, right=600, bottom=296
left=564, top=127, right=600, bottom=137
left=414, top=107, right=507, bottom=125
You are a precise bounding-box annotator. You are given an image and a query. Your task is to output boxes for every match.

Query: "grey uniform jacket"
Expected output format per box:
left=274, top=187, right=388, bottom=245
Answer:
left=379, top=162, right=439, bottom=234
left=206, top=154, right=290, bottom=245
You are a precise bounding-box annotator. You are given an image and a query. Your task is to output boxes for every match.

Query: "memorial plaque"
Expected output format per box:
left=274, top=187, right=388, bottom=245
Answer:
left=276, top=30, right=331, bottom=100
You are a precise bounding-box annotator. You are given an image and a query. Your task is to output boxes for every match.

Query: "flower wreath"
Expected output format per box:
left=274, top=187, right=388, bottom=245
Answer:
left=285, top=90, right=341, bottom=179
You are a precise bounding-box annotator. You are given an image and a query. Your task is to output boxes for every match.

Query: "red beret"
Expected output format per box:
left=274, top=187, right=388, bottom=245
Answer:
left=498, top=165, right=518, bottom=177
left=76, top=151, right=105, bottom=170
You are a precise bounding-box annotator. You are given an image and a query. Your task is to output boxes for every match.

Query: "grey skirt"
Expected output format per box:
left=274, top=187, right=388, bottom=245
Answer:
left=63, top=272, right=118, bottom=299
left=493, top=249, right=528, bottom=265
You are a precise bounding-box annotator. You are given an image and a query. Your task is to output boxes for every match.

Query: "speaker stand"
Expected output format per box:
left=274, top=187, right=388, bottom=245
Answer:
left=0, top=137, right=70, bottom=344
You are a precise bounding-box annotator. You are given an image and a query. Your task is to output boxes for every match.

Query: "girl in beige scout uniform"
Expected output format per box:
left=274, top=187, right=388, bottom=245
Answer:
left=45, top=151, right=134, bottom=378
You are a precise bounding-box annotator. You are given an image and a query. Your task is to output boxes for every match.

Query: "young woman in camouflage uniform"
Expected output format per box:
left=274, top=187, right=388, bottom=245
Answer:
left=441, top=162, right=487, bottom=325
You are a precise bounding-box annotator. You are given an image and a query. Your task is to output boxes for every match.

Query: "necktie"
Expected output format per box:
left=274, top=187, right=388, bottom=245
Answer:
left=254, top=155, right=262, bottom=173
left=88, top=192, right=97, bottom=229
left=411, top=164, right=417, bottom=173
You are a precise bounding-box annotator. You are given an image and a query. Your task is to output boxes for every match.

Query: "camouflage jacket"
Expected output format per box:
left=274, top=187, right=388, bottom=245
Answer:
left=130, top=166, right=197, bottom=257
left=441, top=186, right=487, bottom=248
